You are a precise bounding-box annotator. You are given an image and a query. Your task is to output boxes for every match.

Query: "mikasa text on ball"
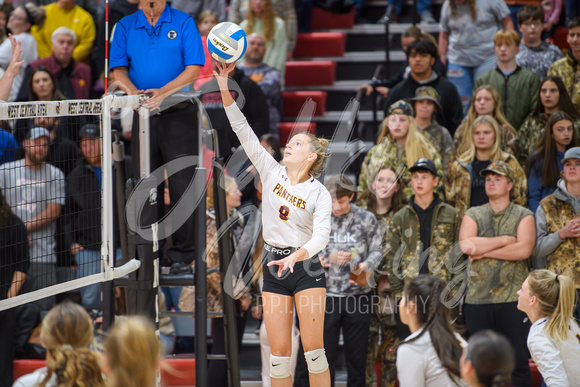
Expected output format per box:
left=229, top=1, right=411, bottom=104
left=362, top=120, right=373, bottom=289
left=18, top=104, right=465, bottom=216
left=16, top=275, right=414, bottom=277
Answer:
left=207, top=22, right=247, bottom=63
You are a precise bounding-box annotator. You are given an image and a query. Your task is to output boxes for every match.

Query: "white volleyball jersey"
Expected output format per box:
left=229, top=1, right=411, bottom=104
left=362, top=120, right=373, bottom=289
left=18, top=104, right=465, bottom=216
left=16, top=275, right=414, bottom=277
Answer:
left=225, top=103, right=331, bottom=257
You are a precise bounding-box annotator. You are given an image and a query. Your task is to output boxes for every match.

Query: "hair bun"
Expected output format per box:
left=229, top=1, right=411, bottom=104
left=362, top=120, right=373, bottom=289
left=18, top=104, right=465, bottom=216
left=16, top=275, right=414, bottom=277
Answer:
left=319, top=138, right=329, bottom=148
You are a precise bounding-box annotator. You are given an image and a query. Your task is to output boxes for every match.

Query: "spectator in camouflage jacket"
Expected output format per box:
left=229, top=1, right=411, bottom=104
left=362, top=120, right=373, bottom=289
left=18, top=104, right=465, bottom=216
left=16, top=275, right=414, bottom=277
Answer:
left=445, top=115, right=527, bottom=219
left=358, top=100, right=443, bottom=202
left=534, top=147, right=580, bottom=323
left=410, top=86, right=454, bottom=177
left=459, top=160, right=536, bottom=387
left=547, top=17, right=580, bottom=112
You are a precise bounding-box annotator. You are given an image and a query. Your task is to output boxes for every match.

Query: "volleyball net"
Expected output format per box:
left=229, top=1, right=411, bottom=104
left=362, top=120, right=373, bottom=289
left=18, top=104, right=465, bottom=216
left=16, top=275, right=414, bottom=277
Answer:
left=0, top=96, right=141, bottom=312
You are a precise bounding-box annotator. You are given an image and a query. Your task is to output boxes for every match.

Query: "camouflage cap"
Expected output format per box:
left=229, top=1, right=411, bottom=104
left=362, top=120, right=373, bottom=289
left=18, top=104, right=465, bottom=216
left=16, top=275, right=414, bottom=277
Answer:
left=480, top=160, right=514, bottom=182
left=387, top=100, right=415, bottom=117
left=409, top=86, right=442, bottom=110
left=562, top=147, right=580, bottom=164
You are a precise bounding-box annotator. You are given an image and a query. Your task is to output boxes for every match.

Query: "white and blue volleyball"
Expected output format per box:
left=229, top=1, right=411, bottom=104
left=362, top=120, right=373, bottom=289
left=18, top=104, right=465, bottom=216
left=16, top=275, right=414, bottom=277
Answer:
left=207, top=22, right=247, bottom=63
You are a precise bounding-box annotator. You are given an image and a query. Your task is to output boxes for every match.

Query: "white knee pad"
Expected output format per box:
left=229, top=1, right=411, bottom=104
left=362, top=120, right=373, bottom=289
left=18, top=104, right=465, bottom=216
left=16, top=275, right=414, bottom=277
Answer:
left=304, top=348, right=329, bottom=374
left=270, top=355, right=292, bottom=379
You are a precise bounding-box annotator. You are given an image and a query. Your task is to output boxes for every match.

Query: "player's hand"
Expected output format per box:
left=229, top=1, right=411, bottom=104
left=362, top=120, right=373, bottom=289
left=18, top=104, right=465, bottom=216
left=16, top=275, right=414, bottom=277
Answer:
left=213, top=61, right=236, bottom=90
left=143, top=88, right=166, bottom=111
left=267, top=248, right=308, bottom=277
left=5, top=34, right=24, bottom=80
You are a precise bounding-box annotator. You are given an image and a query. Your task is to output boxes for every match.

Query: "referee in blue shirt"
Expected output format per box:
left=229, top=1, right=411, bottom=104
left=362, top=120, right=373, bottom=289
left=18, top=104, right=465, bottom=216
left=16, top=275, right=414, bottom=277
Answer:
left=110, top=0, right=205, bottom=274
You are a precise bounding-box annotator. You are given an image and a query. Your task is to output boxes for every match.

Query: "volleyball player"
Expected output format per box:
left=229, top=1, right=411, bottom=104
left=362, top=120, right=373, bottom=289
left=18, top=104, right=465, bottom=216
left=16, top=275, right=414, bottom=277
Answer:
left=215, top=61, right=332, bottom=387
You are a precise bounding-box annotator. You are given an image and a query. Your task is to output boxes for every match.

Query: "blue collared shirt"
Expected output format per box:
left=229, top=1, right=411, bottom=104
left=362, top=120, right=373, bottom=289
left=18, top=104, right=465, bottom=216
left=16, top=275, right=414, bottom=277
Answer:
left=109, top=6, right=205, bottom=90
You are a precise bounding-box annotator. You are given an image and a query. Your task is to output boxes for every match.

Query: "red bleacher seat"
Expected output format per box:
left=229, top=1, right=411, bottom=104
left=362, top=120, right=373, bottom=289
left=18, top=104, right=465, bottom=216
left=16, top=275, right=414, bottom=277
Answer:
left=285, top=61, right=336, bottom=87
left=161, top=358, right=196, bottom=386
left=311, top=7, right=355, bottom=30
left=293, top=32, right=347, bottom=58
left=13, top=359, right=46, bottom=381
left=278, top=122, right=317, bottom=147
left=282, top=91, right=328, bottom=117
left=552, top=27, right=569, bottom=52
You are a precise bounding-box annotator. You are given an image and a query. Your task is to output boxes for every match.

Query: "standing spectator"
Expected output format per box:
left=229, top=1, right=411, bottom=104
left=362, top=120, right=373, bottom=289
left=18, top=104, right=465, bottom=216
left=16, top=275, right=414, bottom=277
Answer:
left=409, top=86, right=453, bottom=176
left=534, top=146, right=580, bottom=322
left=518, top=76, right=580, bottom=166
left=383, top=0, right=436, bottom=23
left=439, top=0, right=513, bottom=113
left=318, top=175, right=382, bottom=387
left=240, top=0, right=288, bottom=75
left=31, top=0, right=95, bottom=64
left=459, top=160, right=535, bottom=387
left=356, top=165, right=406, bottom=387
left=397, top=276, right=465, bottom=387
left=0, top=188, right=29, bottom=387
left=460, top=330, right=515, bottom=387
left=0, top=127, right=65, bottom=311
left=0, top=3, right=45, bottom=101
left=548, top=17, right=580, bottom=111
left=110, top=0, right=205, bottom=274
left=453, top=84, right=518, bottom=157
left=19, top=27, right=91, bottom=100
left=517, top=270, right=580, bottom=385
left=384, top=39, right=463, bottom=134
left=229, top=0, right=297, bottom=59
left=195, top=10, right=219, bottom=86
left=526, top=112, right=578, bottom=214
left=474, top=29, right=541, bottom=131
left=359, top=100, right=443, bottom=201
left=385, top=158, right=462, bottom=339
left=0, top=3, right=13, bottom=44
left=541, top=0, right=563, bottom=37
left=172, top=0, right=226, bottom=22
left=238, top=33, right=282, bottom=138
left=515, top=6, right=564, bottom=80
left=446, top=115, right=527, bottom=219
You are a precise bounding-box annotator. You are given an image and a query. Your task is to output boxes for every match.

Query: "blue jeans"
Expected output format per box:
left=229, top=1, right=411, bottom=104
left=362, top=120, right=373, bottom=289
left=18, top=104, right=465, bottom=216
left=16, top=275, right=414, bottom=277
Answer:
left=447, top=57, right=497, bottom=115
left=508, top=5, right=524, bottom=34
left=388, top=0, right=431, bottom=15
left=76, top=249, right=102, bottom=310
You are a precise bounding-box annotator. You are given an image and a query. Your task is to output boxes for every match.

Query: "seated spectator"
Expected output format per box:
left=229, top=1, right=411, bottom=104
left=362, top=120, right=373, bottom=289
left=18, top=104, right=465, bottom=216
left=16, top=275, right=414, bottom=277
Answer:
left=195, top=10, right=219, bottom=86
left=475, top=29, right=541, bottom=131
left=0, top=3, right=13, bottom=45
left=0, top=3, right=45, bottom=101
left=238, top=33, right=281, bottom=138
left=534, top=147, right=580, bottom=322
left=548, top=17, right=580, bottom=112
left=172, top=0, right=226, bottom=22
left=19, top=27, right=91, bottom=100
left=460, top=330, right=515, bottom=387
left=384, top=39, right=463, bottom=134
left=240, top=0, right=288, bottom=75
left=439, top=0, right=513, bottom=113
left=102, top=316, right=159, bottom=387
left=396, top=276, right=465, bottom=386
left=453, top=84, right=518, bottom=157
left=409, top=86, right=453, bottom=175
left=445, top=115, right=527, bottom=218
left=31, top=0, right=96, bottom=64
left=229, top=0, right=297, bottom=59
left=515, top=6, right=564, bottom=80
left=357, top=27, right=446, bottom=101
left=517, top=270, right=580, bottom=385
left=518, top=76, right=580, bottom=166
left=383, top=0, right=435, bottom=23
left=358, top=100, right=443, bottom=201
left=526, top=112, right=578, bottom=214
left=13, top=300, right=104, bottom=387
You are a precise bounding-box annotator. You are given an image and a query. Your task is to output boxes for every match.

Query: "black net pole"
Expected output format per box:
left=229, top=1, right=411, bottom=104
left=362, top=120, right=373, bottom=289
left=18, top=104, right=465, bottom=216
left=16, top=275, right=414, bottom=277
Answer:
left=194, top=167, right=208, bottom=387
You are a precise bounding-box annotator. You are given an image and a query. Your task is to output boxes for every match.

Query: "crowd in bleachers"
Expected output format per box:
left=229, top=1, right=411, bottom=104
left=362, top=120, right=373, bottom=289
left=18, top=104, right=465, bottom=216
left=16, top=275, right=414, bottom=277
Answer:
left=0, top=0, right=578, bottom=386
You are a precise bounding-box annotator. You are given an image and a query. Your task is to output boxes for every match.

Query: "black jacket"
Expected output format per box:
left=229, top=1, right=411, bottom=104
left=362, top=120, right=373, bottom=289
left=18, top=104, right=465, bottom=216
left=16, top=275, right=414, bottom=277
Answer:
left=384, top=71, right=463, bottom=135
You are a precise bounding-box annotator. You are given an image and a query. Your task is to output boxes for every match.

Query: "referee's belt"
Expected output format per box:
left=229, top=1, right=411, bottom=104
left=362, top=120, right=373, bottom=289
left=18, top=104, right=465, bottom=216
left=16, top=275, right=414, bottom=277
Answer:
left=264, top=243, right=300, bottom=256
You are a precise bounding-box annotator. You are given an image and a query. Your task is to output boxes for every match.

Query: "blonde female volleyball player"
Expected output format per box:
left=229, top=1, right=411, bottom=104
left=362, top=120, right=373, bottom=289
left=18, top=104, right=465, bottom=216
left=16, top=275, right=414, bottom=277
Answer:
left=215, top=61, right=332, bottom=387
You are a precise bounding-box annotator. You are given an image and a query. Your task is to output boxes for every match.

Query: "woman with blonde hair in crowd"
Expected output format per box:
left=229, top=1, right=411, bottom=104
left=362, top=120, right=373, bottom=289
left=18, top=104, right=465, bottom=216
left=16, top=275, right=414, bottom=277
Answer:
left=240, top=0, right=288, bottom=73
left=445, top=115, right=527, bottom=218
left=102, top=316, right=159, bottom=387
left=358, top=100, right=443, bottom=200
left=517, top=270, right=580, bottom=386
left=13, top=300, right=105, bottom=387
left=453, top=84, right=518, bottom=157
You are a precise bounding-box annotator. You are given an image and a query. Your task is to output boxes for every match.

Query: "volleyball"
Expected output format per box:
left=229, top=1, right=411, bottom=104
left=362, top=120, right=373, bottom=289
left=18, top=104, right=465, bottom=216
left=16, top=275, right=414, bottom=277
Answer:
left=207, top=22, right=247, bottom=63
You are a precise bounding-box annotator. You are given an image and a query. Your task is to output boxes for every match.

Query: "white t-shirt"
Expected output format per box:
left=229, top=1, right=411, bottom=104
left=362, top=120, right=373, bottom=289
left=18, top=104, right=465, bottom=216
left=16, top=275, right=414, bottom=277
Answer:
left=13, top=367, right=57, bottom=387
left=528, top=317, right=580, bottom=387
left=225, top=103, right=331, bottom=257
left=396, top=328, right=467, bottom=387
left=0, top=32, right=38, bottom=101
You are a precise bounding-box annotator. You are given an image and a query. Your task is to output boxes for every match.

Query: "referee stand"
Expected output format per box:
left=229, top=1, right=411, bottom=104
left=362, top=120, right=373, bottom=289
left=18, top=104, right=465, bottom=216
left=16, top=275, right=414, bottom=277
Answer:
left=106, top=92, right=241, bottom=387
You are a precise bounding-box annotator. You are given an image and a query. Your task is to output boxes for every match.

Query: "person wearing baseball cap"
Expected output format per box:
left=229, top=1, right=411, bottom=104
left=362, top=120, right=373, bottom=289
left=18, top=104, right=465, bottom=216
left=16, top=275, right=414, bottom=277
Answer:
left=358, top=99, right=443, bottom=201
left=459, top=160, right=536, bottom=387
left=535, top=146, right=580, bottom=325
left=385, top=157, right=461, bottom=338
left=410, top=87, right=453, bottom=176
